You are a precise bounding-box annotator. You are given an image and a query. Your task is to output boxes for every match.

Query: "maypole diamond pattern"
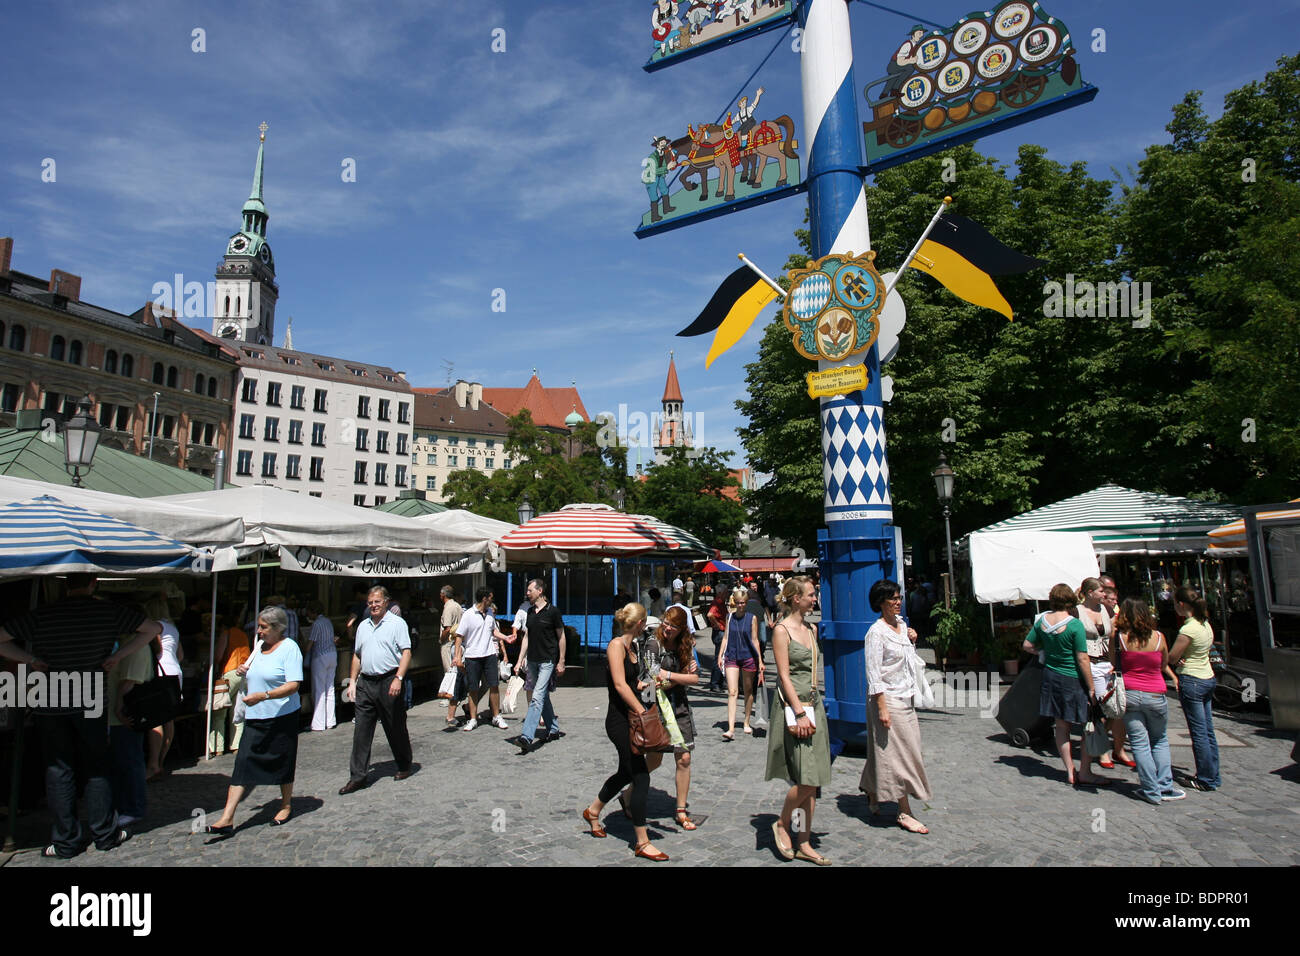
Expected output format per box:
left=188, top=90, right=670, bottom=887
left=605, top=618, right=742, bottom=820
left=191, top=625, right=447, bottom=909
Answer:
left=821, top=401, right=890, bottom=509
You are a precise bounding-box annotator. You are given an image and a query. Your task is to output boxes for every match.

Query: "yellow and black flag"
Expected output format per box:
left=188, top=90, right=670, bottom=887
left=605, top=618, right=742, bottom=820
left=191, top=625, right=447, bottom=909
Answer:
left=677, top=265, right=781, bottom=367
left=908, top=214, right=1043, bottom=320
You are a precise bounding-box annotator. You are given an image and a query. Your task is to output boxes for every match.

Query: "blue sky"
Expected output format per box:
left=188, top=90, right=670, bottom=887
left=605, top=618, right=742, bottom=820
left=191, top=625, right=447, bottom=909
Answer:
left=3, top=0, right=1298, bottom=467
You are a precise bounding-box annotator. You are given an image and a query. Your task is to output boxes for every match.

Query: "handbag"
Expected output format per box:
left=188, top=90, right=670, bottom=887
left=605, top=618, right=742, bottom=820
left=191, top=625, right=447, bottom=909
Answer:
left=1100, top=670, right=1127, bottom=719
left=498, top=658, right=513, bottom=682
left=910, top=645, right=936, bottom=708
left=122, top=656, right=182, bottom=732
left=204, top=678, right=232, bottom=711
left=1084, top=704, right=1111, bottom=757
left=629, top=703, right=674, bottom=755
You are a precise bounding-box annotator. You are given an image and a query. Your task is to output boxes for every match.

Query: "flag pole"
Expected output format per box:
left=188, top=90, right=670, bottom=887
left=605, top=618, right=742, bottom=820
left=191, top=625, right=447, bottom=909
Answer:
left=737, top=252, right=788, bottom=300
left=884, top=196, right=951, bottom=299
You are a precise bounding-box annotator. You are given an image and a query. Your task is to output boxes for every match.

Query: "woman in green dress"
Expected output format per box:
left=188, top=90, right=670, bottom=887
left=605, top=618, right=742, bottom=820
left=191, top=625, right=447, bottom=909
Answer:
left=765, top=575, right=832, bottom=865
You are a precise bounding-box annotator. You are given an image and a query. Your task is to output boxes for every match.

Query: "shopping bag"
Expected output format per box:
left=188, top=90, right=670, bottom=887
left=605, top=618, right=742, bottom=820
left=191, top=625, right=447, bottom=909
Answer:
left=437, top=670, right=458, bottom=700
left=502, top=675, right=526, bottom=714
left=751, top=679, right=769, bottom=731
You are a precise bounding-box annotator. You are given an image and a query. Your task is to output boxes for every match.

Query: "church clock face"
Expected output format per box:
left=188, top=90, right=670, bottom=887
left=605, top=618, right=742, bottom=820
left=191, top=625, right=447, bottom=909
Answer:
left=259, top=244, right=272, bottom=264
left=217, top=322, right=241, bottom=339
left=228, top=235, right=249, bottom=254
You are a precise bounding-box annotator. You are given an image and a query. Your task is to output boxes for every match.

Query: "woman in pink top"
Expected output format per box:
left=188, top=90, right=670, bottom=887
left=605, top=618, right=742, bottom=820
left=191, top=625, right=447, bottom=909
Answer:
left=1108, top=599, right=1183, bottom=805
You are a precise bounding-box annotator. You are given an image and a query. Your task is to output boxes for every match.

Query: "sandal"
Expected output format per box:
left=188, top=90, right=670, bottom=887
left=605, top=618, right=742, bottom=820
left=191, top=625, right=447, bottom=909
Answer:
left=633, top=840, right=669, bottom=861
left=675, top=807, right=698, bottom=831
left=897, top=812, right=929, bottom=835
left=742, top=725, right=753, bottom=734
left=722, top=731, right=734, bottom=741
left=42, top=844, right=68, bottom=859
left=581, top=806, right=606, bottom=838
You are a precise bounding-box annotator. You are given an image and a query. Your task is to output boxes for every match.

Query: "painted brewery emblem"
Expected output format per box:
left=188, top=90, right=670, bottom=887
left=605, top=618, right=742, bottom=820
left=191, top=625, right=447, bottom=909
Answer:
left=783, top=252, right=886, bottom=363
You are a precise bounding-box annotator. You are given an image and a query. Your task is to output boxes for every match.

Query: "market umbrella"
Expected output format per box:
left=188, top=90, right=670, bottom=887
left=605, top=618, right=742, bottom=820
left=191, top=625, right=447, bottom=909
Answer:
left=0, top=495, right=210, bottom=577
left=700, top=559, right=741, bottom=573
left=1207, top=499, right=1300, bottom=553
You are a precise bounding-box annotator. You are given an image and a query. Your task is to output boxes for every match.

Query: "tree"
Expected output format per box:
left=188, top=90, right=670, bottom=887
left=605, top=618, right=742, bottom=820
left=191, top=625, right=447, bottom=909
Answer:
left=638, top=445, right=747, bottom=555
left=442, top=410, right=633, bottom=521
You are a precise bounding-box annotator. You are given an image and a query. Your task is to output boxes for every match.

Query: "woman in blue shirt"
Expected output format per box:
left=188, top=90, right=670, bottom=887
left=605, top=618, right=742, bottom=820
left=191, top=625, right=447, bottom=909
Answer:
left=205, top=606, right=303, bottom=839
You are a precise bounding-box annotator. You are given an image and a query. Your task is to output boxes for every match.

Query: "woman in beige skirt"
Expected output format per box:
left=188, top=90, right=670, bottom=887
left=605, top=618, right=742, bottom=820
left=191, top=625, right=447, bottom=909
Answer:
left=861, top=579, right=932, bottom=834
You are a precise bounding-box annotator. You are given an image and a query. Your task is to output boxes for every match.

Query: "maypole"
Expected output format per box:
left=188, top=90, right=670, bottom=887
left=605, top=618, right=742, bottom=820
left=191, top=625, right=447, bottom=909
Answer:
left=801, top=0, right=896, bottom=744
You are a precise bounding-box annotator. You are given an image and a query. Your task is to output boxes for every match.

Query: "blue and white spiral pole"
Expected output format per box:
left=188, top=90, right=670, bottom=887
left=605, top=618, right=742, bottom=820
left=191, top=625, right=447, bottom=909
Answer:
left=800, top=0, right=897, bottom=743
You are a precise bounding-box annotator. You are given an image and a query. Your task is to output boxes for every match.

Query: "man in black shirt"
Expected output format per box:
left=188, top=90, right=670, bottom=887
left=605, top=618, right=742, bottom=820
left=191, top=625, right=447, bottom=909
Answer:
left=0, top=574, right=161, bottom=858
left=511, top=578, right=566, bottom=754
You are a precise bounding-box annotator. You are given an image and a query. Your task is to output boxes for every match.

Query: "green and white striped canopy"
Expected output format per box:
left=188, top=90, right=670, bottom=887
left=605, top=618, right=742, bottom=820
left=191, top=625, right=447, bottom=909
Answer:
left=969, top=484, right=1242, bottom=555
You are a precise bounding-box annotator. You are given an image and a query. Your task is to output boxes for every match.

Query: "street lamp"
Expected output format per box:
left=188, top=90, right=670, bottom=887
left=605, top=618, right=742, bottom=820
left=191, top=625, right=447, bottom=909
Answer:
left=63, top=396, right=103, bottom=487
left=517, top=497, right=534, bottom=525
left=931, top=452, right=956, bottom=608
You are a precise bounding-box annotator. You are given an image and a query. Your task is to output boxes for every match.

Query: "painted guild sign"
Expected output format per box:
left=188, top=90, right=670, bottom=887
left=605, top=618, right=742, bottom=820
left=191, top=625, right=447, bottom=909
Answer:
left=862, top=1, right=1097, bottom=173
left=280, top=546, right=482, bottom=578
left=637, top=86, right=802, bottom=236
left=783, top=252, right=886, bottom=362
left=646, top=1, right=797, bottom=72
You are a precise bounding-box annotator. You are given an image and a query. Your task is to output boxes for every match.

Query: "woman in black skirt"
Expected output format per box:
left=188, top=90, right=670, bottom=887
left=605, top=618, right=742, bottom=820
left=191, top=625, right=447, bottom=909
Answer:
left=206, top=606, right=303, bottom=838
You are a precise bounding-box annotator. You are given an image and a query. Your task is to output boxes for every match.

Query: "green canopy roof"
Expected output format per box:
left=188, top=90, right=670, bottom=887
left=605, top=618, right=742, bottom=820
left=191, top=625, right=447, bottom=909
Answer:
left=969, top=483, right=1242, bottom=554
left=0, top=428, right=218, bottom=497
left=372, top=495, right=449, bottom=517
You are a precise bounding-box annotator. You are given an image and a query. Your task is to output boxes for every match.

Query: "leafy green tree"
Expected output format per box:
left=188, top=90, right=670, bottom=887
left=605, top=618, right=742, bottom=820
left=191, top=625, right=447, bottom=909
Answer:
left=443, top=410, right=633, bottom=522
left=638, top=445, right=747, bottom=554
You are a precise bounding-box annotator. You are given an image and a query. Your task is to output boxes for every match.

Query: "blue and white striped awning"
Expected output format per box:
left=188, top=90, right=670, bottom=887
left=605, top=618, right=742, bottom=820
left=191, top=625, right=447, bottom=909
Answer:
left=0, top=495, right=205, bottom=577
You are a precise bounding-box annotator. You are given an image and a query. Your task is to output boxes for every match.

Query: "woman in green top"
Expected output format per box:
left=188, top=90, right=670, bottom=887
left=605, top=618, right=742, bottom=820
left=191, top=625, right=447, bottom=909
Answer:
left=1021, top=583, right=1111, bottom=788
left=765, top=575, right=832, bottom=865
left=1168, top=586, right=1220, bottom=791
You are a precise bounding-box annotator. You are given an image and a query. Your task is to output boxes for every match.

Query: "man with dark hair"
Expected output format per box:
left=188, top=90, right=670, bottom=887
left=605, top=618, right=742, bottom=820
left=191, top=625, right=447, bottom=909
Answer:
left=0, top=575, right=161, bottom=858
left=339, top=586, right=412, bottom=793
left=511, top=578, right=566, bottom=754
left=454, top=587, right=509, bottom=732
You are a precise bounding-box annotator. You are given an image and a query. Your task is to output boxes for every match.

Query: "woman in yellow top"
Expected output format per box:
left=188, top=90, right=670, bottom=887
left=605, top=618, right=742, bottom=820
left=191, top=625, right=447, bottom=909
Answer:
left=1167, top=586, right=1220, bottom=791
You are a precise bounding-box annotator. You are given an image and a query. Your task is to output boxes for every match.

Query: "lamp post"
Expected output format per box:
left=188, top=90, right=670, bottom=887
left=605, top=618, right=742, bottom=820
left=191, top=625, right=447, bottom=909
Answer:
left=63, top=396, right=103, bottom=487
left=147, top=391, right=160, bottom=460
left=517, top=497, right=534, bottom=526
left=931, top=452, right=956, bottom=608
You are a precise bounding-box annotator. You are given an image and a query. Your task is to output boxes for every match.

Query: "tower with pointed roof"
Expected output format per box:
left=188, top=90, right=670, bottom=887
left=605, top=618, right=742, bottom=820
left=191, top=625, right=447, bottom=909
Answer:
left=654, top=351, right=692, bottom=466
left=212, top=122, right=279, bottom=346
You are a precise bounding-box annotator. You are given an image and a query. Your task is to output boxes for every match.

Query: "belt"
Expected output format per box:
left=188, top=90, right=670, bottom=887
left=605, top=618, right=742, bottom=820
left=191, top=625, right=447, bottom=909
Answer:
left=361, top=669, right=398, bottom=681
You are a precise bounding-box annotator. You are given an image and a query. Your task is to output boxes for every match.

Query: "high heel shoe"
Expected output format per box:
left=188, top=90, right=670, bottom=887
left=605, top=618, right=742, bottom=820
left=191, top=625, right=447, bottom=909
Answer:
left=204, top=823, right=234, bottom=841
left=270, top=811, right=291, bottom=827
left=633, top=841, right=669, bottom=861
left=581, top=806, right=606, bottom=838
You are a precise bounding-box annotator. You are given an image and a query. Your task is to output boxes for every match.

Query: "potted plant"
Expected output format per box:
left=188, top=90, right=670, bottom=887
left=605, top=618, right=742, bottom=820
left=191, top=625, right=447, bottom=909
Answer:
left=929, top=603, right=969, bottom=673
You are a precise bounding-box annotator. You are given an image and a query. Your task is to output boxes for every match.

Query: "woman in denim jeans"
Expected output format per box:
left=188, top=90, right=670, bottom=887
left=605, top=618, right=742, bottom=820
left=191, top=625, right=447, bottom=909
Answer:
left=1168, top=586, right=1221, bottom=791
left=1109, top=599, right=1184, bottom=805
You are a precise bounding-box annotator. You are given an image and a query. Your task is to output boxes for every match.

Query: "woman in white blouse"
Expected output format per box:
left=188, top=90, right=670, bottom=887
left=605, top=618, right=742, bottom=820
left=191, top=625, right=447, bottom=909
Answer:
left=859, top=579, right=932, bottom=835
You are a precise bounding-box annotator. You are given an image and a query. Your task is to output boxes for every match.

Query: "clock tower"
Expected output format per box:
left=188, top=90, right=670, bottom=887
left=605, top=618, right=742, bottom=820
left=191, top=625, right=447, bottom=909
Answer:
left=213, top=122, right=279, bottom=345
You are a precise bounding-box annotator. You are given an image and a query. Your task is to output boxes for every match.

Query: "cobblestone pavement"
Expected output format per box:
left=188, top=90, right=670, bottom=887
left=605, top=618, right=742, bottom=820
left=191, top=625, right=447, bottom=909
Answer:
left=4, top=655, right=1298, bottom=867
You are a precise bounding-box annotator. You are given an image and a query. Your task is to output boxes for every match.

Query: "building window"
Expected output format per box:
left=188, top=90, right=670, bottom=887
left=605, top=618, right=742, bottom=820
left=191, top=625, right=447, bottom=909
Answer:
left=375, top=463, right=388, bottom=486
left=51, top=336, right=66, bottom=361
left=354, top=461, right=367, bottom=484
left=426, top=476, right=436, bottom=491
left=290, top=385, right=305, bottom=409
left=355, top=428, right=368, bottom=452
left=152, top=361, right=165, bottom=385
left=313, top=388, right=327, bottom=413
left=239, top=414, right=255, bottom=439
left=396, top=433, right=408, bottom=456
left=261, top=452, right=277, bottom=478
left=208, top=378, right=217, bottom=398
left=116, top=407, right=130, bottom=431
left=374, top=496, right=386, bottom=506
left=398, top=402, right=410, bottom=424
left=311, top=423, right=326, bottom=446
left=427, top=454, right=437, bottom=466
left=203, top=422, right=215, bottom=445
left=7, top=325, right=25, bottom=351
left=266, top=382, right=282, bottom=406
left=467, top=437, right=477, bottom=447
left=487, top=439, right=495, bottom=449
left=236, top=450, right=253, bottom=476
left=357, top=396, right=370, bottom=418
left=378, top=398, right=391, bottom=421
left=467, top=457, right=476, bottom=469
left=354, top=494, right=366, bottom=507
left=241, top=379, right=258, bottom=403
left=102, top=404, right=117, bottom=429
left=167, top=366, right=178, bottom=389
left=2, top=384, right=21, bottom=412
left=395, top=465, right=407, bottom=487
left=195, top=373, right=205, bottom=395
left=411, top=453, right=417, bottom=464
left=287, top=420, right=303, bottom=444
left=66, top=340, right=82, bottom=365
left=503, top=458, right=512, bottom=470
left=189, top=420, right=202, bottom=443
left=286, top=455, right=301, bottom=479
left=309, top=456, right=324, bottom=481
left=121, top=354, right=134, bottom=378
left=485, top=458, right=495, bottom=470
left=448, top=436, right=458, bottom=446
left=376, top=431, right=388, bottom=453
left=447, top=454, right=458, bottom=467
left=264, top=417, right=279, bottom=442
left=426, top=433, right=437, bottom=443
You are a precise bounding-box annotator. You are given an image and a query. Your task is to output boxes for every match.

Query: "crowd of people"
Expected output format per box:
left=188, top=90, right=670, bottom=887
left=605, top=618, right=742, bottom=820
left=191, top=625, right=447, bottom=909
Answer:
left=0, top=563, right=1225, bottom=862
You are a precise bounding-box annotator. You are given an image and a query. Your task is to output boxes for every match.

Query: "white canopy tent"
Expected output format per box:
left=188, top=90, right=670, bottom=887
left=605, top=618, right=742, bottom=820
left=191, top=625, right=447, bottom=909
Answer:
left=970, top=531, right=1101, bottom=604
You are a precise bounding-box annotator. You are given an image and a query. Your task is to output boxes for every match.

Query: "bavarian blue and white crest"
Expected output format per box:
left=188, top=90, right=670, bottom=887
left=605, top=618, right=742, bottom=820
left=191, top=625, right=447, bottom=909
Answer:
left=782, top=251, right=886, bottom=362
left=790, top=273, right=832, bottom=319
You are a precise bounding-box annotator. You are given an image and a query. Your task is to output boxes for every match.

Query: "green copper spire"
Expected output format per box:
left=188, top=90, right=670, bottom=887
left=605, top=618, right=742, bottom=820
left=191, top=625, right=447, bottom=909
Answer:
left=242, top=122, right=268, bottom=233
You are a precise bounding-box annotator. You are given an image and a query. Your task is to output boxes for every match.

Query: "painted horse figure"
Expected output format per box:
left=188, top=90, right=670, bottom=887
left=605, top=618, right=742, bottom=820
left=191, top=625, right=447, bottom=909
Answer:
left=682, top=114, right=798, bottom=201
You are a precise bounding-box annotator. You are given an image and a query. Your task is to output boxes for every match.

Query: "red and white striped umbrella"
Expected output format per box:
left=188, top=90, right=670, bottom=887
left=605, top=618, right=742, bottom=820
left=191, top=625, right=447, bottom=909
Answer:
left=496, top=503, right=680, bottom=561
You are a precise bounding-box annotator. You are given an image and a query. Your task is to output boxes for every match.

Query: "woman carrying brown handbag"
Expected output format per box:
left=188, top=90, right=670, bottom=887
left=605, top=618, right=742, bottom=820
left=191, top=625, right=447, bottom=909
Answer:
left=580, top=602, right=669, bottom=861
